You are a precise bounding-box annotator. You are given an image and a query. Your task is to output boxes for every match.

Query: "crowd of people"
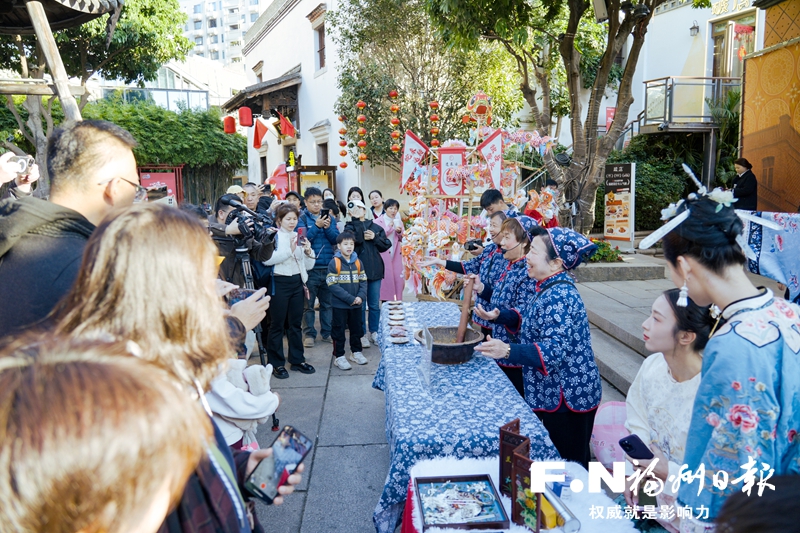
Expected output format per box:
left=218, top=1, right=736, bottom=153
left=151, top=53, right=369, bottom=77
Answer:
left=0, top=119, right=798, bottom=533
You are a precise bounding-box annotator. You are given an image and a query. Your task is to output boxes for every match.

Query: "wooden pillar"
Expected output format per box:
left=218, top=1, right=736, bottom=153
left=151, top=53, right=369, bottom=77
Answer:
left=25, top=0, right=81, bottom=121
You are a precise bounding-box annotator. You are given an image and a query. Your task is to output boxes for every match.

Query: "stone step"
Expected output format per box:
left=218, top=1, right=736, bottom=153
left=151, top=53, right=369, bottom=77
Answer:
left=591, top=327, right=645, bottom=396
left=577, top=283, right=655, bottom=357
left=573, top=261, right=666, bottom=283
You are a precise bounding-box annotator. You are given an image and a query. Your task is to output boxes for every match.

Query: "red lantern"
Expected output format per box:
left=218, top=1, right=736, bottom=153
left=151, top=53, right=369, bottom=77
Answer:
left=391, top=130, right=401, bottom=139
left=357, top=114, right=367, bottom=123
left=223, top=116, right=236, bottom=134
left=390, top=104, right=400, bottom=113
left=388, top=90, right=399, bottom=99
left=429, top=101, right=439, bottom=110
left=431, top=138, right=440, bottom=147
left=338, top=115, right=346, bottom=122
left=430, top=114, right=439, bottom=122
left=357, top=140, right=367, bottom=148
left=339, top=161, right=348, bottom=169
left=356, top=100, right=367, bottom=109
left=339, top=150, right=348, bottom=157
left=390, top=144, right=401, bottom=153
left=339, top=127, right=347, bottom=135
left=358, top=153, right=368, bottom=161
left=238, top=107, right=253, bottom=127
left=430, top=126, right=440, bottom=136
left=339, top=140, right=347, bottom=147
left=390, top=117, right=400, bottom=126
left=357, top=127, right=367, bottom=136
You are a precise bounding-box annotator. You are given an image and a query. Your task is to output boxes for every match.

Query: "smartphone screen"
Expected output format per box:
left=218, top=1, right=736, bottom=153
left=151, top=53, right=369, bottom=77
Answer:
left=297, top=226, right=308, bottom=245
left=227, top=288, right=258, bottom=307
left=320, top=209, right=330, bottom=219
left=245, top=426, right=313, bottom=504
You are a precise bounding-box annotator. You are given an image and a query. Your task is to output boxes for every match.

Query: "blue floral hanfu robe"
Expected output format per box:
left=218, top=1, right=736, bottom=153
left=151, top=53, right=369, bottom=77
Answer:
left=677, top=290, right=800, bottom=531
left=486, top=257, right=537, bottom=345
left=504, top=270, right=602, bottom=412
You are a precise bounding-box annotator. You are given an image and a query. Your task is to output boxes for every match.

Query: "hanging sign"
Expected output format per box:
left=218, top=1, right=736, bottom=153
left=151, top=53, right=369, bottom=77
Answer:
left=603, top=163, right=636, bottom=244
left=477, top=129, right=503, bottom=189
left=438, top=146, right=467, bottom=195
left=400, top=130, right=429, bottom=190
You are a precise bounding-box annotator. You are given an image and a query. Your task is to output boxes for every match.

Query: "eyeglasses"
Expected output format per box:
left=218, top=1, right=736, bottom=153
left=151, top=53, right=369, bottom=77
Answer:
left=100, top=177, right=148, bottom=203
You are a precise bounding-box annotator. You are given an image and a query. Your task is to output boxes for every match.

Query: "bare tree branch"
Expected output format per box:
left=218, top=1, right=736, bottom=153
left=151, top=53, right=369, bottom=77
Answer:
left=5, top=96, right=35, bottom=146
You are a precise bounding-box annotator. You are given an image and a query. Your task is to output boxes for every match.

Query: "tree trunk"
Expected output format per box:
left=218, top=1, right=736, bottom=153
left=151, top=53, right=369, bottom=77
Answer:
left=22, top=95, right=51, bottom=198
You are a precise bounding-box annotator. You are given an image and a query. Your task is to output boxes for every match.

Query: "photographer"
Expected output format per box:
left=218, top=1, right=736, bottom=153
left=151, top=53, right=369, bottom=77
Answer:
left=0, top=152, right=39, bottom=200
left=211, top=193, right=275, bottom=288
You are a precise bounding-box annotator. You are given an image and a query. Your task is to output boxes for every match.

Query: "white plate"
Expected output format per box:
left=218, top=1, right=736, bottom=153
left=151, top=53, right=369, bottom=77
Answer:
left=388, top=320, right=405, bottom=326
left=389, top=314, right=406, bottom=320
left=388, top=336, right=410, bottom=343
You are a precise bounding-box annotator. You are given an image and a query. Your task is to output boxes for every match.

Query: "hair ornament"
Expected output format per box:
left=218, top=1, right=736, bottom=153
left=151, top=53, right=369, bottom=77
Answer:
left=639, top=209, right=690, bottom=250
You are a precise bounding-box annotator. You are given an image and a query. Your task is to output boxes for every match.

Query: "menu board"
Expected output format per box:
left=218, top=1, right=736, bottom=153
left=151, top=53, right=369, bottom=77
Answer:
left=603, top=163, right=635, bottom=242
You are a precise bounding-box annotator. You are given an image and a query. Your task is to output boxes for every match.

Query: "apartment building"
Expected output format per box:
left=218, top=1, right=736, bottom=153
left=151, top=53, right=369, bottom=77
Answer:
left=179, top=0, right=267, bottom=67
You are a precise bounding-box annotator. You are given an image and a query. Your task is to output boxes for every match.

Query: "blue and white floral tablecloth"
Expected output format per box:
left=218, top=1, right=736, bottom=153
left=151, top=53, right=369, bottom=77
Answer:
left=744, top=211, right=800, bottom=303
left=371, top=301, right=559, bottom=533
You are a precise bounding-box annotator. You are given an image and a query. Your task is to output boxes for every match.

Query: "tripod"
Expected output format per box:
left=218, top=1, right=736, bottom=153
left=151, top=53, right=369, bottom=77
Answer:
left=235, top=245, right=279, bottom=431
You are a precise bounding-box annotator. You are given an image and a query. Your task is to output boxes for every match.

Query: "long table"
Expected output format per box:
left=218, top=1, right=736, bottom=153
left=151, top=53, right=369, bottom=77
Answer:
left=372, top=301, right=559, bottom=533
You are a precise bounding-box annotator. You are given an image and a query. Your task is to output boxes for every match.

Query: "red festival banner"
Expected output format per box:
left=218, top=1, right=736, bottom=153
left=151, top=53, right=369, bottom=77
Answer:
left=400, top=130, right=429, bottom=190
left=477, top=129, right=503, bottom=190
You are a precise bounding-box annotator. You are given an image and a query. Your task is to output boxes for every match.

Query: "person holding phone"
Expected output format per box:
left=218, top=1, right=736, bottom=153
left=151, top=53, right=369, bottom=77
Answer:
left=264, top=202, right=316, bottom=379
left=298, top=187, right=339, bottom=347
left=621, top=289, right=713, bottom=532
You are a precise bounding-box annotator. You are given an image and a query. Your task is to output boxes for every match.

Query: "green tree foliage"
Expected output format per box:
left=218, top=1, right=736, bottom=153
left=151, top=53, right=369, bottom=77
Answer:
left=706, top=88, right=741, bottom=186
left=82, top=95, right=246, bottom=204
left=0, top=0, right=192, bottom=194
left=327, top=0, right=524, bottom=170
left=425, top=0, right=670, bottom=233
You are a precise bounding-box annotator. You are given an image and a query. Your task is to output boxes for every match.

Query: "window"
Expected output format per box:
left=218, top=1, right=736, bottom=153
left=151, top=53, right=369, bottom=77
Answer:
left=232, top=57, right=242, bottom=63
left=229, top=7, right=238, bottom=13
left=762, top=157, right=775, bottom=189
left=711, top=14, right=756, bottom=79
left=221, top=34, right=224, bottom=42
left=195, top=36, right=203, bottom=45
left=184, top=23, right=189, bottom=31
left=260, top=156, right=268, bottom=181
left=208, top=18, right=217, bottom=27
left=316, top=143, right=329, bottom=166
left=196, top=52, right=204, bottom=57
left=241, top=13, right=246, bottom=21
left=209, top=34, right=218, bottom=43
left=250, top=12, right=258, bottom=22
left=193, top=20, right=202, bottom=30
left=230, top=24, right=239, bottom=30
left=210, top=51, right=220, bottom=60
left=193, top=4, right=201, bottom=13
left=316, top=24, right=326, bottom=70
left=251, top=0, right=259, bottom=5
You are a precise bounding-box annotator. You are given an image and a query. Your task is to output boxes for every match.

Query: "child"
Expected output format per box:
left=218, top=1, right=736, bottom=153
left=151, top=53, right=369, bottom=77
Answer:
left=326, top=231, right=368, bottom=369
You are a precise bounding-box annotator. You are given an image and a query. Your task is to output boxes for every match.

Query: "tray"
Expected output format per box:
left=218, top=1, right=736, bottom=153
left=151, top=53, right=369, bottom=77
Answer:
left=414, top=474, right=510, bottom=531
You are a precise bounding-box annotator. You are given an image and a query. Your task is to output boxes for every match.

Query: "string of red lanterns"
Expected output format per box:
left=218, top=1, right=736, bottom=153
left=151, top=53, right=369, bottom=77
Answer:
left=338, top=115, right=348, bottom=169
left=429, top=100, right=440, bottom=147
left=356, top=100, right=368, bottom=163
left=389, top=89, right=401, bottom=153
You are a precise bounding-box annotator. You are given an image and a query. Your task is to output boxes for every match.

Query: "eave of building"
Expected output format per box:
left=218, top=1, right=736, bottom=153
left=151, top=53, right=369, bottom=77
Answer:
left=243, top=0, right=302, bottom=56
left=221, top=67, right=301, bottom=112
left=752, top=0, right=784, bottom=8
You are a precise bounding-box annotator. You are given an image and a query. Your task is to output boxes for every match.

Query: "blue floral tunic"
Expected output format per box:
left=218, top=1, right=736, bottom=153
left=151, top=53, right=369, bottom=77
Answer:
left=455, top=243, right=508, bottom=329
left=677, top=290, right=800, bottom=530
left=486, top=257, right=536, bottom=345
left=505, top=271, right=602, bottom=412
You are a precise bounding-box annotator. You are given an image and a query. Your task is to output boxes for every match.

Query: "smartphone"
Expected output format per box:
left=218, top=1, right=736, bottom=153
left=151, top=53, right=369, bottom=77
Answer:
left=227, top=288, right=258, bottom=307
left=320, top=208, right=330, bottom=219
left=619, top=434, right=655, bottom=460
left=297, top=226, right=307, bottom=245
left=245, top=426, right=313, bottom=504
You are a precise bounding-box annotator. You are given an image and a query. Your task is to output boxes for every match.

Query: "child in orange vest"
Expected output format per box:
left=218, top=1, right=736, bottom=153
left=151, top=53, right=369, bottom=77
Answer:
left=326, top=231, right=368, bottom=369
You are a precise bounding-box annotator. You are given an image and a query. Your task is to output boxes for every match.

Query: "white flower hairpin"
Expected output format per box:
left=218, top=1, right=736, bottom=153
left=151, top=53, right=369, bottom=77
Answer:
left=639, top=164, right=780, bottom=251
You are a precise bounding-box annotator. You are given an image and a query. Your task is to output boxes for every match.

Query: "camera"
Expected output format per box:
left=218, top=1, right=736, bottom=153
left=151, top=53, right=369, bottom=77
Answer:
left=225, top=208, right=274, bottom=243
left=8, top=155, right=34, bottom=175
left=464, top=239, right=483, bottom=251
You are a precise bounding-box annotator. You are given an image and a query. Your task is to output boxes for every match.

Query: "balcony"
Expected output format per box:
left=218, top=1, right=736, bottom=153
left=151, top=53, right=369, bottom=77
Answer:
left=640, top=76, right=741, bottom=134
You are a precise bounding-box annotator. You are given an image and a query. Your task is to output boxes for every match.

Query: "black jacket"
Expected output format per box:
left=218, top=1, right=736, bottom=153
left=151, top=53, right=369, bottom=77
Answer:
left=732, top=170, right=758, bottom=210
left=344, top=219, right=392, bottom=281
left=0, top=196, right=95, bottom=338
left=326, top=250, right=368, bottom=308
left=210, top=224, right=275, bottom=288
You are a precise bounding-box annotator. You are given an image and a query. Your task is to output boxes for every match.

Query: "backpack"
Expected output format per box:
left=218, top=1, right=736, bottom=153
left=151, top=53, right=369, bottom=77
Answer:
left=334, top=256, right=362, bottom=277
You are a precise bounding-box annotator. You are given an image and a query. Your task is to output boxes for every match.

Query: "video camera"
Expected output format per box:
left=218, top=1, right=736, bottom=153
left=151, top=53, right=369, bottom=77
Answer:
left=221, top=195, right=275, bottom=243
left=8, top=155, right=35, bottom=175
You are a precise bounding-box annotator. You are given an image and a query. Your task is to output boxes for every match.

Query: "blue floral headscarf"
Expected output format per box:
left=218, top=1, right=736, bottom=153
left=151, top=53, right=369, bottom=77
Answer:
left=512, top=215, right=538, bottom=238
left=546, top=227, right=597, bottom=270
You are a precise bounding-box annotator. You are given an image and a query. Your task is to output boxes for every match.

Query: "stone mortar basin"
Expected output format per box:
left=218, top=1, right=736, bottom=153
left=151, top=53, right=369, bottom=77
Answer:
left=414, top=326, right=485, bottom=365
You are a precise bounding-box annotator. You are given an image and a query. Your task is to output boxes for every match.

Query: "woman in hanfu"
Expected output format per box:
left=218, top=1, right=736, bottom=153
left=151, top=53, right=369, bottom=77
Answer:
left=419, top=211, right=508, bottom=337
left=475, top=226, right=601, bottom=467
left=471, top=216, right=539, bottom=397
left=639, top=191, right=800, bottom=532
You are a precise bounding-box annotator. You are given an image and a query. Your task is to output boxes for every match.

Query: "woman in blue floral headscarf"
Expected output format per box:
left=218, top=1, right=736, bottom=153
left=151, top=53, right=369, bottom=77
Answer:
left=475, top=226, right=601, bottom=467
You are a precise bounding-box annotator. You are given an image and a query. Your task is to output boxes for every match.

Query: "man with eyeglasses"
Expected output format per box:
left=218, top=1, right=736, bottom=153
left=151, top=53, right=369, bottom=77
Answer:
left=0, top=120, right=139, bottom=338
left=298, top=186, right=339, bottom=347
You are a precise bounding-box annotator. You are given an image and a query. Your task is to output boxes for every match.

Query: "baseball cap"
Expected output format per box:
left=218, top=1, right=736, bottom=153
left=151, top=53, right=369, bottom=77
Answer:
left=226, top=185, right=244, bottom=194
